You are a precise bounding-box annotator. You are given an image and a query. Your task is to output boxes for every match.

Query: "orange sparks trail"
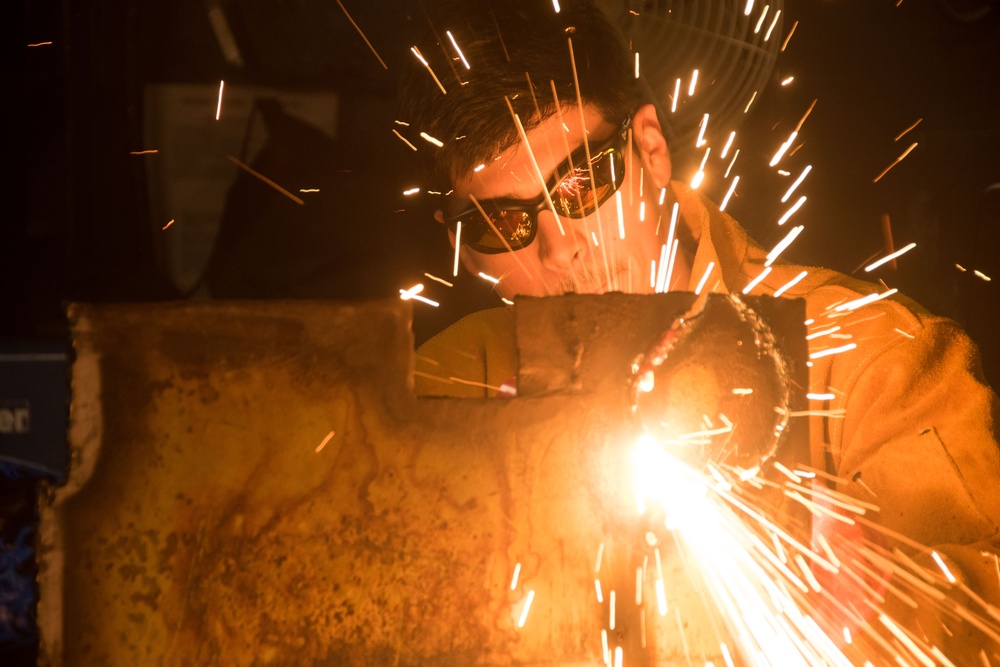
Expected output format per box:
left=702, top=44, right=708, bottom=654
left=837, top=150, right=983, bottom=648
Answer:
left=335, top=0, right=387, bottom=69
left=130, top=150, right=159, bottom=155
left=215, top=80, right=224, bottom=120
left=162, top=219, right=175, bottom=230
left=314, top=431, right=335, bottom=453
left=411, top=46, right=447, bottom=95
left=894, top=118, right=923, bottom=142
left=27, top=41, right=53, bottom=47
left=874, top=142, right=918, bottom=183
left=781, top=20, right=799, bottom=52
left=226, top=155, right=305, bottom=205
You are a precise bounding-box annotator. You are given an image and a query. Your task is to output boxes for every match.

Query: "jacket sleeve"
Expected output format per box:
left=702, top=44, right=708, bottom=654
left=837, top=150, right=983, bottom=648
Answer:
left=832, top=314, right=1000, bottom=652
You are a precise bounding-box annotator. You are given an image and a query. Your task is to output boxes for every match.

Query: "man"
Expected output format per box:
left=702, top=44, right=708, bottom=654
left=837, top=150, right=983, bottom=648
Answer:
left=400, top=0, right=1000, bottom=656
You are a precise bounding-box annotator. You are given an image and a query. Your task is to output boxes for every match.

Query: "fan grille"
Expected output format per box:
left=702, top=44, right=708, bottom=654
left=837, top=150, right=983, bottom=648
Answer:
left=602, top=0, right=784, bottom=171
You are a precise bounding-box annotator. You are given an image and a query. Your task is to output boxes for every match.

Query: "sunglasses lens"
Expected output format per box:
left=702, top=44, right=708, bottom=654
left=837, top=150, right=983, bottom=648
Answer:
left=552, top=146, right=625, bottom=218
left=465, top=209, right=534, bottom=252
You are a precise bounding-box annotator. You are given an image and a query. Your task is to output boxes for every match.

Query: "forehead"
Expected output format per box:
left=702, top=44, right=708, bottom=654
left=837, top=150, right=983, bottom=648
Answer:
left=450, top=104, right=617, bottom=204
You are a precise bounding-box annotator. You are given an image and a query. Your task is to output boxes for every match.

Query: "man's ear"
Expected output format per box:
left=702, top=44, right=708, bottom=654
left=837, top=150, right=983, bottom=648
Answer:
left=633, top=103, right=671, bottom=190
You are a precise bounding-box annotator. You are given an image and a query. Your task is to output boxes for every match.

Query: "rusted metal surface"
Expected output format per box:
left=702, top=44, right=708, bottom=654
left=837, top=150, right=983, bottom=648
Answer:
left=39, top=295, right=806, bottom=666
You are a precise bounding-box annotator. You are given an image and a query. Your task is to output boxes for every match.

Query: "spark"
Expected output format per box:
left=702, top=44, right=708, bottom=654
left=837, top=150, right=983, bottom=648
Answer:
left=592, top=232, right=600, bottom=246
left=720, top=131, right=737, bottom=158
left=162, top=219, right=175, bottom=230
left=805, top=325, right=841, bottom=340
left=473, top=163, right=486, bottom=172
left=834, top=288, right=898, bottom=312
left=635, top=567, right=644, bottom=605
left=420, top=131, right=444, bottom=147
left=507, top=105, right=565, bottom=235
left=446, top=31, right=471, bottom=69
left=695, top=262, right=716, bottom=295
left=781, top=165, right=812, bottom=203
left=721, top=642, right=736, bottom=667
left=769, top=131, right=798, bottom=167
left=609, top=590, right=617, bottom=629
left=299, top=188, right=320, bottom=193
left=449, top=376, right=502, bottom=391
left=695, top=113, right=709, bottom=147
left=661, top=239, right=680, bottom=293
left=552, top=0, right=561, bottom=12
left=956, top=264, right=967, bottom=272
left=974, top=270, right=992, bottom=282
left=754, top=5, right=769, bottom=33
left=873, top=142, right=918, bottom=183
left=614, top=647, right=623, bottom=667
left=777, top=196, right=807, bottom=225
left=453, top=221, right=462, bottom=276
left=424, top=273, right=453, bottom=287
left=691, top=150, right=709, bottom=189
left=780, top=76, right=795, bottom=86
left=894, top=118, right=923, bottom=142
left=402, top=187, right=420, bottom=196
left=895, top=327, right=915, bottom=339
left=595, top=542, right=605, bottom=572
left=394, top=120, right=410, bottom=126
left=724, top=149, right=740, bottom=178
left=659, top=188, right=667, bottom=206
left=744, top=91, right=758, bottom=113
left=517, top=590, right=535, bottom=628
left=764, top=224, right=805, bottom=266
left=617, top=191, right=626, bottom=239
left=315, top=431, right=335, bottom=453
left=688, top=69, right=699, bottom=96
left=335, top=0, right=387, bottom=69
left=720, top=175, right=739, bottom=211
left=478, top=271, right=499, bottom=284
left=930, top=551, right=958, bottom=583
left=732, top=388, right=754, bottom=395
left=865, top=242, right=916, bottom=272
left=412, top=46, right=447, bottom=94
left=130, top=149, right=159, bottom=155
left=27, top=41, right=53, bottom=47
left=781, top=20, right=799, bottom=52
left=601, top=630, right=610, bottom=664
left=391, top=129, right=418, bottom=151
left=655, top=578, right=668, bottom=616
left=226, top=155, right=304, bottom=205
left=744, top=0, right=755, bottom=15
left=742, top=267, right=772, bottom=294
left=671, top=78, right=681, bottom=112
left=595, top=578, right=604, bottom=603
left=510, top=562, right=521, bottom=590
left=764, top=10, right=782, bottom=41
left=807, top=393, right=836, bottom=401
left=635, top=52, right=640, bottom=78
left=879, top=614, right=936, bottom=667
left=501, top=298, right=514, bottom=305
left=809, top=343, right=858, bottom=359
left=773, top=270, right=807, bottom=297
left=399, top=283, right=439, bottom=307
left=215, top=80, right=224, bottom=120
left=639, top=201, right=646, bottom=221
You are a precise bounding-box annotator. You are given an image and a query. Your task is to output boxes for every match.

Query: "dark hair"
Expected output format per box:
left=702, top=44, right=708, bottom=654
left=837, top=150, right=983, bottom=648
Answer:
left=398, top=0, right=635, bottom=186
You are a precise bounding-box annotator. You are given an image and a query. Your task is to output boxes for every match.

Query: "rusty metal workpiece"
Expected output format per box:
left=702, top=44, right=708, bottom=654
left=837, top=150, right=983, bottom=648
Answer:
left=40, top=295, right=806, bottom=666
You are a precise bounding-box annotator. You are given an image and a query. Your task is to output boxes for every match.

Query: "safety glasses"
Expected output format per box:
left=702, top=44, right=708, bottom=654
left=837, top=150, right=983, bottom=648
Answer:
left=445, top=118, right=630, bottom=254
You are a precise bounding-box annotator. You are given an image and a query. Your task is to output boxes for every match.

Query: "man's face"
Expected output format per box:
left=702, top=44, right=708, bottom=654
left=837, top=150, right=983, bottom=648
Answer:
left=447, top=103, right=672, bottom=299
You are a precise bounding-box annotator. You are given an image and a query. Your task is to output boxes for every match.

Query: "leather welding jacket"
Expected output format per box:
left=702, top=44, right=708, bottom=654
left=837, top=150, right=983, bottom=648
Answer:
left=414, top=182, right=1000, bottom=652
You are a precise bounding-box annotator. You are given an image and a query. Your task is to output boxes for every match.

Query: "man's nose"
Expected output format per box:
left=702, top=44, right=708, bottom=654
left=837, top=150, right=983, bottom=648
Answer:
left=536, top=210, right=588, bottom=271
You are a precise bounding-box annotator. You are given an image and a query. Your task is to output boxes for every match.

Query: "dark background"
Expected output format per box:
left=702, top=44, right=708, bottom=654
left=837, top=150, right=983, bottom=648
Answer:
left=3, top=0, right=1000, bottom=662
